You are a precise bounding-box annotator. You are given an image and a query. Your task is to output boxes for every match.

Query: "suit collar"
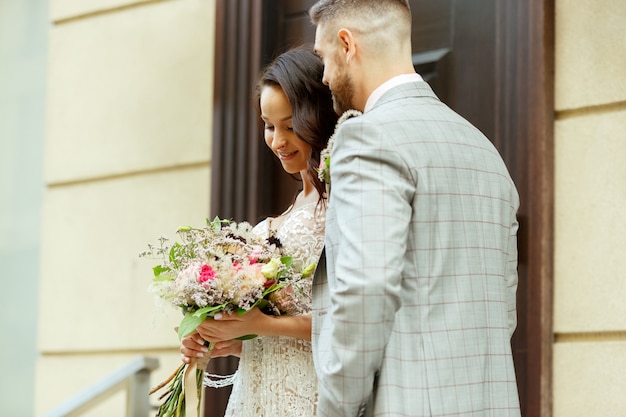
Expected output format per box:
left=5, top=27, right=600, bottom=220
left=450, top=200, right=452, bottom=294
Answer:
left=368, top=79, right=439, bottom=112
left=364, top=73, right=424, bottom=112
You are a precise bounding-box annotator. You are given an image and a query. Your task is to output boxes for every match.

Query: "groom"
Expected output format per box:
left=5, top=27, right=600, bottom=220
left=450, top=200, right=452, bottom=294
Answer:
left=309, top=1, right=521, bottom=416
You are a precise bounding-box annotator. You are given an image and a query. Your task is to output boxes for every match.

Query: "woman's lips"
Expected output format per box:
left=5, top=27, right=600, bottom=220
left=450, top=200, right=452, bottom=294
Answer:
left=278, top=151, right=297, bottom=160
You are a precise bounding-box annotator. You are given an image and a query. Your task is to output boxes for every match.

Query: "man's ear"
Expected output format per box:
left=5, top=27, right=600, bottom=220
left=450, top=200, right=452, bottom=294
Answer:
left=337, top=28, right=356, bottom=63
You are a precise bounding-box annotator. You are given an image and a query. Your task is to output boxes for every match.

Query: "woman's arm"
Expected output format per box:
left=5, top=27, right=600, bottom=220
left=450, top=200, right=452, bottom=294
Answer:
left=180, top=308, right=311, bottom=362
left=195, top=307, right=312, bottom=342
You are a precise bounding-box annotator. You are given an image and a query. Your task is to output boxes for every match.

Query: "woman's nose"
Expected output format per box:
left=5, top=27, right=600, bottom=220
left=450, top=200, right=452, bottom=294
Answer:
left=271, top=129, right=287, bottom=149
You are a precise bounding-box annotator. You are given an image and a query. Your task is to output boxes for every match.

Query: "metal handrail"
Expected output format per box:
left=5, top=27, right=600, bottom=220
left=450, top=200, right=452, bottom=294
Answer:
left=40, top=355, right=160, bottom=417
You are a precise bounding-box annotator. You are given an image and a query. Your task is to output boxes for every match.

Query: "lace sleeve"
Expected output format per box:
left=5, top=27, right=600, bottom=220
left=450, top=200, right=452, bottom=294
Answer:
left=265, top=203, right=326, bottom=315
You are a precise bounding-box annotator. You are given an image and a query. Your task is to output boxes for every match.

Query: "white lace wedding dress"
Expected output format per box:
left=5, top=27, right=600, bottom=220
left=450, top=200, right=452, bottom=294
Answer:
left=221, top=200, right=325, bottom=417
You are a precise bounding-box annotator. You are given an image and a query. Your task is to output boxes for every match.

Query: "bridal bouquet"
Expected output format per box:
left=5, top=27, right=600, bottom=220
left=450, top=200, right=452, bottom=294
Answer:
left=140, top=217, right=315, bottom=417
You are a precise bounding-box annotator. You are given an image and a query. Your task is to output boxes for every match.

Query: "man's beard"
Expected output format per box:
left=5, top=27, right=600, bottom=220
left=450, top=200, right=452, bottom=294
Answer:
left=330, top=69, right=355, bottom=115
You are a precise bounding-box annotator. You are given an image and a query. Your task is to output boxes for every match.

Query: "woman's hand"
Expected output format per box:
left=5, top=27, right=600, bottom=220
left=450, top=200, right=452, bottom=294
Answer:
left=211, top=339, right=243, bottom=358
left=180, top=333, right=243, bottom=363
left=180, top=332, right=210, bottom=364
left=195, top=307, right=269, bottom=343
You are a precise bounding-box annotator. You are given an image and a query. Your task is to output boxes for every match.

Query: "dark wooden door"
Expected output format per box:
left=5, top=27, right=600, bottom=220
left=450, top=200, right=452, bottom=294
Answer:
left=210, top=1, right=553, bottom=416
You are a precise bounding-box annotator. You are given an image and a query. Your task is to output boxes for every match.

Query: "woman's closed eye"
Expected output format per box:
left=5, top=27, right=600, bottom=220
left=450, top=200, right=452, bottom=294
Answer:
left=265, top=124, right=294, bottom=133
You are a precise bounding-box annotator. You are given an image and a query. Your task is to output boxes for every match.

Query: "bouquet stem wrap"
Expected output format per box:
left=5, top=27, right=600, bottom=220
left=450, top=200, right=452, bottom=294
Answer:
left=183, top=344, right=212, bottom=417
left=148, top=343, right=213, bottom=417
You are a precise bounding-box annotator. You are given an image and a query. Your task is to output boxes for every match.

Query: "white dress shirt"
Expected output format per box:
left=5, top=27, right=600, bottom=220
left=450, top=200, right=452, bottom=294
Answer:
left=363, top=73, right=424, bottom=113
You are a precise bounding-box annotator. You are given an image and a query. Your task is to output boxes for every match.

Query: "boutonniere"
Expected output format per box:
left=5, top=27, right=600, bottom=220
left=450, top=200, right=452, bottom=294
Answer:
left=318, top=109, right=363, bottom=185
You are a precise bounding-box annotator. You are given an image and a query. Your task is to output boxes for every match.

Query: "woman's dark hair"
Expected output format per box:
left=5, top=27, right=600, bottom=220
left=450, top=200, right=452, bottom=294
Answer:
left=257, top=46, right=338, bottom=204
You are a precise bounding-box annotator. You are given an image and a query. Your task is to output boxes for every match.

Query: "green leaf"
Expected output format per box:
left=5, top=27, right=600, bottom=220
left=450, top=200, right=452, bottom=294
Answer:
left=209, top=216, right=224, bottom=231
left=169, top=243, right=181, bottom=268
left=192, top=303, right=227, bottom=317
left=262, top=282, right=286, bottom=297
left=178, top=313, right=204, bottom=339
left=178, top=304, right=229, bottom=339
left=280, top=256, right=293, bottom=268
left=250, top=298, right=271, bottom=310
left=152, top=274, right=173, bottom=283
left=153, top=265, right=171, bottom=277
left=236, top=334, right=258, bottom=340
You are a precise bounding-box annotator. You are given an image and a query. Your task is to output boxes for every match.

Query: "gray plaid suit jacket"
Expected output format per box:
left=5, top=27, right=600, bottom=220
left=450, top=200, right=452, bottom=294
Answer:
left=312, top=81, right=521, bottom=417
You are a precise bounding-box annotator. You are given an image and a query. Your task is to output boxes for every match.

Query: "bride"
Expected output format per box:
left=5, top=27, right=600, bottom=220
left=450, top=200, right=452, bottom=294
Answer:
left=180, top=46, right=337, bottom=416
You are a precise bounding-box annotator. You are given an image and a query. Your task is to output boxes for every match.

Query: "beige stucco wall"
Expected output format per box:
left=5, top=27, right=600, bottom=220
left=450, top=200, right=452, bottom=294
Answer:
left=36, top=0, right=216, bottom=415
left=553, top=0, right=626, bottom=415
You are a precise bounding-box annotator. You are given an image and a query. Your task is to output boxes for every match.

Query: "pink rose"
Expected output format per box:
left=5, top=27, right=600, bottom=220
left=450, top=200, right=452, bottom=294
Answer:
left=198, top=264, right=216, bottom=283
left=248, top=248, right=262, bottom=264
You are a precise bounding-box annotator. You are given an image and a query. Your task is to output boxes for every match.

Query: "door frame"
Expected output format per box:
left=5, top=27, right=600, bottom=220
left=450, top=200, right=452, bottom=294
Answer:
left=503, top=1, right=555, bottom=416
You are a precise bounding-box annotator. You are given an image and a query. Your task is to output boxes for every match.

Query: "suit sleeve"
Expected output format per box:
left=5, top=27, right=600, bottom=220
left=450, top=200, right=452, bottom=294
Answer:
left=316, top=119, right=412, bottom=417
